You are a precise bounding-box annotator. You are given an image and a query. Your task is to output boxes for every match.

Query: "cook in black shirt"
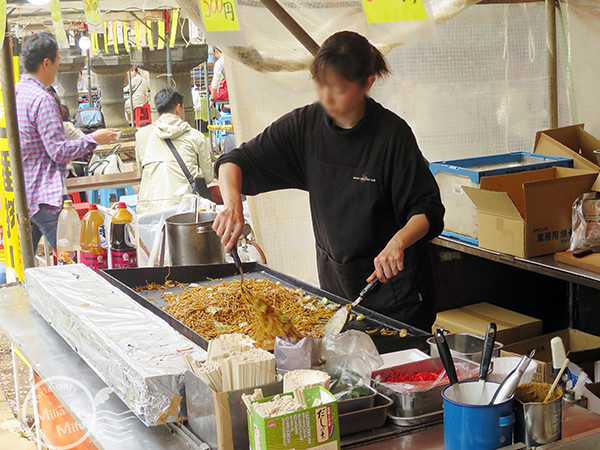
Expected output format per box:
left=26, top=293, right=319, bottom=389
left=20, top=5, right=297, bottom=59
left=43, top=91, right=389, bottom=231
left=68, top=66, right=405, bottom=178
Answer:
left=213, top=31, right=444, bottom=331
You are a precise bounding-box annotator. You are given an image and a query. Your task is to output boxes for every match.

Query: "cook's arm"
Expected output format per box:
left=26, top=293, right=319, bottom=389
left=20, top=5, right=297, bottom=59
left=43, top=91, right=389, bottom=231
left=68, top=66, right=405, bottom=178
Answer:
left=367, top=214, right=429, bottom=283
left=212, top=163, right=244, bottom=252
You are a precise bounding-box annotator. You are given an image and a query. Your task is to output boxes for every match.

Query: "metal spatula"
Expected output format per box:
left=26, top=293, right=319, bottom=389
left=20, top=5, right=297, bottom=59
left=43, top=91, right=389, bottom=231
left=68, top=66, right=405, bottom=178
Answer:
left=322, top=279, right=380, bottom=336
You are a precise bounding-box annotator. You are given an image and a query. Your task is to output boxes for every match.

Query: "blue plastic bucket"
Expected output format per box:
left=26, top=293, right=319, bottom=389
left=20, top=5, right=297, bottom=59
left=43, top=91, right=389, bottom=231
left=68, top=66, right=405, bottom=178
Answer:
left=443, top=381, right=514, bottom=450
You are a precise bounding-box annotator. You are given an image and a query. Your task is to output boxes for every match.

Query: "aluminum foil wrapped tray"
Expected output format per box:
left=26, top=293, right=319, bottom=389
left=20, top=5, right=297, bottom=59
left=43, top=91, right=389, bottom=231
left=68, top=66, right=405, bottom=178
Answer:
left=25, top=264, right=207, bottom=426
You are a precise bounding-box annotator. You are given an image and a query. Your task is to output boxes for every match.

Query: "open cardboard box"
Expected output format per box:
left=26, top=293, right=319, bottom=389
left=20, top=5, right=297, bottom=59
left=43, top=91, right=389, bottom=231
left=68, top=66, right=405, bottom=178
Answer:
left=534, top=124, right=600, bottom=172
left=502, top=329, right=600, bottom=383
left=464, top=167, right=598, bottom=258
left=432, top=302, right=542, bottom=346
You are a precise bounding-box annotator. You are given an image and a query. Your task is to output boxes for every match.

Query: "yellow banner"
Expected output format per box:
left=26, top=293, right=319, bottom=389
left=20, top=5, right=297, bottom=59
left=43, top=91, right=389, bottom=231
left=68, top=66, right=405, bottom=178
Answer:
left=123, top=22, right=130, bottom=52
left=0, top=0, right=5, bottom=50
left=103, top=22, right=109, bottom=53
left=0, top=57, right=24, bottom=281
left=134, top=21, right=142, bottom=50
left=50, top=0, right=69, bottom=48
left=112, top=21, right=119, bottom=54
left=83, top=0, right=103, bottom=33
left=200, top=0, right=241, bottom=32
left=361, top=0, right=428, bottom=23
left=157, top=20, right=165, bottom=49
left=169, top=9, right=179, bottom=48
left=146, top=20, right=154, bottom=50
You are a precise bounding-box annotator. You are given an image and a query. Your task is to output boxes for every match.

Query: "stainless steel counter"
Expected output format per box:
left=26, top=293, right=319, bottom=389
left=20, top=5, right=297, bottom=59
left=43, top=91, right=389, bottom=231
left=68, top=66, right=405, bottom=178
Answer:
left=3, top=281, right=600, bottom=449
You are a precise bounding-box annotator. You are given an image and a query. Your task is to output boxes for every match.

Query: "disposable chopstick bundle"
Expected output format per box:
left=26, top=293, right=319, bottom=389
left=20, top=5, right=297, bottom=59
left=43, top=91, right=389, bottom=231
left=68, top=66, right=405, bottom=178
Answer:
left=187, top=334, right=276, bottom=393
left=252, top=394, right=305, bottom=418
left=283, top=369, right=331, bottom=393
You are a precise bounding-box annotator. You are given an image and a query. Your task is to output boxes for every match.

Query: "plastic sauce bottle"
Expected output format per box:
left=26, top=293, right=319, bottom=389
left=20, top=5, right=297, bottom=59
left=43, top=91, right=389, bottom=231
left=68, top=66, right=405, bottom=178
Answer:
left=110, top=202, right=137, bottom=269
left=80, top=204, right=108, bottom=272
left=56, top=200, right=81, bottom=265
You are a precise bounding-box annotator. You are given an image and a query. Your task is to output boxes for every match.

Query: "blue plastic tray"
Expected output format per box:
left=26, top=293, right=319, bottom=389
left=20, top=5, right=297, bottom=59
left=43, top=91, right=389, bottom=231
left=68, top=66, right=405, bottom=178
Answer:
left=429, top=152, right=573, bottom=183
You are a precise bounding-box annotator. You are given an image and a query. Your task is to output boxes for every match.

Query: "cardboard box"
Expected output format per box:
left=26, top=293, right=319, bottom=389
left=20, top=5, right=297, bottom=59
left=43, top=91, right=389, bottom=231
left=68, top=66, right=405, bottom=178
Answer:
left=534, top=124, right=600, bottom=172
left=185, top=370, right=283, bottom=450
left=432, top=302, right=542, bottom=346
left=248, top=387, right=340, bottom=450
left=502, top=329, right=600, bottom=383
left=584, top=383, right=600, bottom=415
left=464, top=167, right=598, bottom=258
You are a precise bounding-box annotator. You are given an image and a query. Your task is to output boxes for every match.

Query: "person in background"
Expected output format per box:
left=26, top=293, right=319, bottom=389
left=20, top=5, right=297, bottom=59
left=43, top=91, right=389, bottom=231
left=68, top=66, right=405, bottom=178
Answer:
left=124, top=66, right=150, bottom=120
left=210, top=47, right=226, bottom=108
left=47, top=87, right=84, bottom=140
left=16, top=32, right=117, bottom=251
left=135, top=88, right=214, bottom=214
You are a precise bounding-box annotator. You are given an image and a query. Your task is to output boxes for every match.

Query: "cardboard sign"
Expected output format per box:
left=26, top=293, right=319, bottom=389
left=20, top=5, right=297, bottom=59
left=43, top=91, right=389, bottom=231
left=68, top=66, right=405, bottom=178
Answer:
left=0, top=62, right=24, bottom=281
left=362, top=0, right=428, bottom=23
left=200, top=0, right=241, bottom=32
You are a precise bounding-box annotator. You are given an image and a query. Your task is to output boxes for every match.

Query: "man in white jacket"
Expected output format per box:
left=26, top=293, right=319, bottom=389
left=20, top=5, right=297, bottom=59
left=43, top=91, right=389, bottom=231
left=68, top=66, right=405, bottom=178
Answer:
left=135, top=88, right=214, bottom=214
left=124, top=67, right=150, bottom=120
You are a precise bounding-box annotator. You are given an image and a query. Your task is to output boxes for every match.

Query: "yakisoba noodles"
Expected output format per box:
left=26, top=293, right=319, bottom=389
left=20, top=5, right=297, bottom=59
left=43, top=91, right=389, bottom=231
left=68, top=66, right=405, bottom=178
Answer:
left=161, top=279, right=338, bottom=350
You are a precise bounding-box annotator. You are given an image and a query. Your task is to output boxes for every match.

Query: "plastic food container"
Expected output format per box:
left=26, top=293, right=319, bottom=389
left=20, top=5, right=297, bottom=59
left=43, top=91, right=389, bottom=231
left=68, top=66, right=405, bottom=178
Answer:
left=488, top=357, right=538, bottom=384
left=339, top=393, right=393, bottom=436
left=427, top=333, right=503, bottom=363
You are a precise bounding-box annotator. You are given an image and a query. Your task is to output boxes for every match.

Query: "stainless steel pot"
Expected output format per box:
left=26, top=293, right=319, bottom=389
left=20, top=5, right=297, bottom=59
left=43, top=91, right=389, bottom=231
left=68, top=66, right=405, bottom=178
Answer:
left=165, top=212, right=225, bottom=266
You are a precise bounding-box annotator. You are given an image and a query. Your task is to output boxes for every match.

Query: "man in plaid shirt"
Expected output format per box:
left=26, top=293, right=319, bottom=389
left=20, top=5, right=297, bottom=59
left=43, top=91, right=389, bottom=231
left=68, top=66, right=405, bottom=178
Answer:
left=16, top=32, right=117, bottom=251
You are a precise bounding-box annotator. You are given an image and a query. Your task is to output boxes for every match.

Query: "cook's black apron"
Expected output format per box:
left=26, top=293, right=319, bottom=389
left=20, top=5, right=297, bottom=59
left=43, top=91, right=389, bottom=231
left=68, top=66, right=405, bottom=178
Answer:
left=305, top=118, right=436, bottom=332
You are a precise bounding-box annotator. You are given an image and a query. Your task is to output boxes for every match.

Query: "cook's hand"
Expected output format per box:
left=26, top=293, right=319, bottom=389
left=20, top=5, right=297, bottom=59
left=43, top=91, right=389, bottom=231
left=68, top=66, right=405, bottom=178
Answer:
left=91, top=128, right=119, bottom=145
left=367, top=236, right=406, bottom=283
left=213, top=201, right=244, bottom=252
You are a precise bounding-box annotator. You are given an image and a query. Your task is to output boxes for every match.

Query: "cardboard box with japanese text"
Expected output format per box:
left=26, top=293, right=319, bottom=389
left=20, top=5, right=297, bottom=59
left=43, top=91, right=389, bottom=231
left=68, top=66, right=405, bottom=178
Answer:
left=464, top=167, right=598, bottom=258
left=248, top=386, right=340, bottom=450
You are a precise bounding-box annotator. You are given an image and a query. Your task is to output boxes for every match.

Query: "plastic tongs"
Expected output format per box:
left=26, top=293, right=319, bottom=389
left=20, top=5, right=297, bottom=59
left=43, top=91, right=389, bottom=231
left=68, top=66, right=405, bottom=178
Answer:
left=435, top=328, right=462, bottom=402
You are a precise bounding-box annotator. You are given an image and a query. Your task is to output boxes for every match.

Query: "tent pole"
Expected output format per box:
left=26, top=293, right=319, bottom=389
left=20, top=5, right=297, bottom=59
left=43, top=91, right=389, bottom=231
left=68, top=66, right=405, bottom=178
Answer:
left=546, top=0, right=558, bottom=128
left=258, top=0, right=320, bottom=56
left=0, top=32, right=35, bottom=270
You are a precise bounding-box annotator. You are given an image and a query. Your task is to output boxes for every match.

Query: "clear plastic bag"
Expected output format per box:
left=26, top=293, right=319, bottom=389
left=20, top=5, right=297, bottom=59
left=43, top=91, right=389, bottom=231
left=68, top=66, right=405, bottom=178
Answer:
left=375, top=360, right=479, bottom=393
left=570, top=192, right=600, bottom=251
left=320, top=330, right=383, bottom=400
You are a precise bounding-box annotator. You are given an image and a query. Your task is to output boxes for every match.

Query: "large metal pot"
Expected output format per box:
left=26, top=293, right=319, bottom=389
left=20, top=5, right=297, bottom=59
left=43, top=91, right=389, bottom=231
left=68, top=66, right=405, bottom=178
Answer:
left=165, top=212, right=225, bottom=265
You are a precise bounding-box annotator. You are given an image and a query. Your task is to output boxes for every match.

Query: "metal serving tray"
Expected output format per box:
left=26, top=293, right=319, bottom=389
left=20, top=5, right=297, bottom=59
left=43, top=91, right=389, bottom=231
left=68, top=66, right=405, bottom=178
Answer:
left=337, top=385, right=378, bottom=415
left=371, top=357, right=479, bottom=427
left=339, top=393, right=393, bottom=436
left=427, top=332, right=503, bottom=363
left=100, top=263, right=430, bottom=353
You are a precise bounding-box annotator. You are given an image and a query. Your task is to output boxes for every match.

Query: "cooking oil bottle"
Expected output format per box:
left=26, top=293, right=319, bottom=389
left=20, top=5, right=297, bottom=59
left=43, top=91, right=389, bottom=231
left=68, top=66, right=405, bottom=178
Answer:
left=110, top=202, right=137, bottom=269
left=80, top=204, right=107, bottom=272
left=56, top=200, right=81, bottom=264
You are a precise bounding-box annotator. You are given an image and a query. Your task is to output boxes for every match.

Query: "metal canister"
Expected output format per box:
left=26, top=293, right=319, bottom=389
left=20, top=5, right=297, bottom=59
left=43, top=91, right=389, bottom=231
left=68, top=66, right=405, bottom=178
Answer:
left=515, top=387, right=563, bottom=446
left=165, top=212, right=225, bottom=266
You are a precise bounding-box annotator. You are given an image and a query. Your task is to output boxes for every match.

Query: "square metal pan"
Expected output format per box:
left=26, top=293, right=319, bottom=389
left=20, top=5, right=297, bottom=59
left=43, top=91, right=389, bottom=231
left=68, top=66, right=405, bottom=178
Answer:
left=100, top=263, right=430, bottom=353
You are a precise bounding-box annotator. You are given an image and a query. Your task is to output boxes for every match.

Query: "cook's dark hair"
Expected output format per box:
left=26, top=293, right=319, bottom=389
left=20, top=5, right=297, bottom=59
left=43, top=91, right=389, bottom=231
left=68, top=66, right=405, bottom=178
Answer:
left=21, top=32, right=58, bottom=74
left=131, top=66, right=140, bottom=73
left=310, top=31, right=390, bottom=85
left=155, top=87, right=184, bottom=115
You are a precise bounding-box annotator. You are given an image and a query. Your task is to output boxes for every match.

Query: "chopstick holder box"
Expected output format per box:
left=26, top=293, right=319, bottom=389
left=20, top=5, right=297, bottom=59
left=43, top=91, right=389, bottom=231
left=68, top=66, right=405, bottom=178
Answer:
left=185, top=370, right=282, bottom=449
left=247, top=386, right=340, bottom=450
